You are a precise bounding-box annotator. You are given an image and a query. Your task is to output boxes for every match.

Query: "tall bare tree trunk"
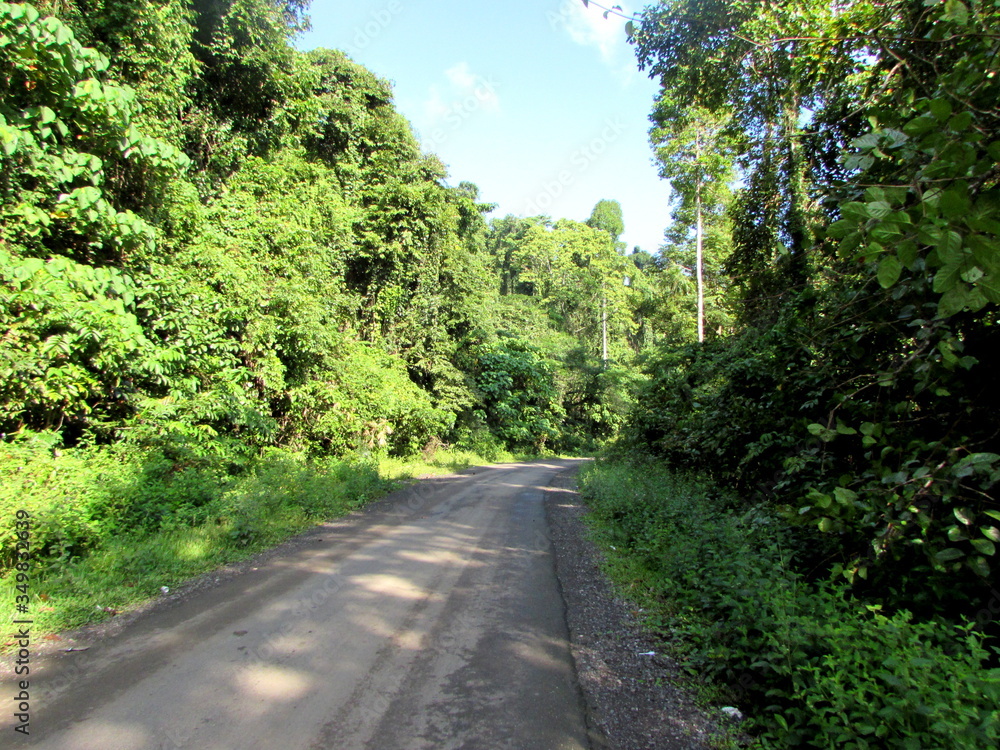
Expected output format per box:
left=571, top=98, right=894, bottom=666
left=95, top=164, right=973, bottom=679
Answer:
left=696, top=185, right=704, bottom=343
left=695, top=131, right=705, bottom=344
left=601, top=290, right=608, bottom=365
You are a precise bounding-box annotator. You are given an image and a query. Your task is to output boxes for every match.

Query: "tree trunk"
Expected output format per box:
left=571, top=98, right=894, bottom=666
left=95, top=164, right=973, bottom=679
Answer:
left=601, top=290, right=608, bottom=366
left=696, top=184, right=704, bottom=344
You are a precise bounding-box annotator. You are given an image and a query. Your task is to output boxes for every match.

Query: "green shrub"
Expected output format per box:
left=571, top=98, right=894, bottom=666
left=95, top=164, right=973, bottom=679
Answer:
left=579, top=457, right=1000, bottom=748
left=0, top=434, right=396, bottom=636
left=0, top=431, right=132, bottom=566
left=762, top=602, right=1000, bottom=748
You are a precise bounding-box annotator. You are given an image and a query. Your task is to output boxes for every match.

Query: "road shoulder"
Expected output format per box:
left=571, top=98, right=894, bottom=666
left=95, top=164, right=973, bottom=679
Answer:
left=545, top=466, right=725, bottom=750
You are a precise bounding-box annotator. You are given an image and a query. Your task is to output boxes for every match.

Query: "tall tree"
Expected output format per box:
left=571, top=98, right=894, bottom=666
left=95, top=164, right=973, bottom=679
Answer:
left=585, top=198, right=625, bottom=245
left=628, top=0, right=1000, bottom=602
left=651, top=103, right=735, bottom=341
left=586, top=199, right=627, bottom=359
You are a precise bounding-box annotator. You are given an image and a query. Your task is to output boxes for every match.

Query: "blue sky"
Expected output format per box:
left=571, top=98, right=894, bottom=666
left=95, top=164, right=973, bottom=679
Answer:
left=297, top=0, right=673, bottom=254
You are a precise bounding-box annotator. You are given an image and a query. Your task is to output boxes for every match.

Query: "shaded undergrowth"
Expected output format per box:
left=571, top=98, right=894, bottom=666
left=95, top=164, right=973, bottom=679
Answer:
left=578, top=457, right=1000, bottom=749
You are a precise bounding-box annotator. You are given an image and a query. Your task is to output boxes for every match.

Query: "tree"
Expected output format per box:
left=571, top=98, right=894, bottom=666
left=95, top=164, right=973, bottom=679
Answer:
left=628, top=0, right=1000, bottom=604
left=651, top=103, right=735, bottom=341
left=585, top=198, right=625, bottom=246
left=468, top=338, right=563, bottom=451
left=585, top=199, right=628, bottom=360
left=634, top=0, right=893, bottom=320
left=1, top=2, right=191, bottom=437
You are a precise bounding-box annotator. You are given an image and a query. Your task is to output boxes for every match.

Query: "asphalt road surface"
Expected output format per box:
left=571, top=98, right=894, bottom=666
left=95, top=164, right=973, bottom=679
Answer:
left=6, top=459, right=594, bottom=750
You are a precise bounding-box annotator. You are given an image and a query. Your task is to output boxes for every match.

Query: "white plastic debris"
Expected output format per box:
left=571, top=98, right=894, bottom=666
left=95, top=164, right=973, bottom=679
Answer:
left=638, top=651, right=656, bottom=656
left=160, top=586, right=170, bottom=594
left=721, top=706, right=744, bottom=721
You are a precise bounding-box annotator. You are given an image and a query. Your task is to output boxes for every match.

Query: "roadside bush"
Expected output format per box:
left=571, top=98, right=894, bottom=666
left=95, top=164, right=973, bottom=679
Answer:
left=0, top=434, right=397, bottom=635
left=579, top=457, right=1000, bottom=748
left=0, top=431, right=131, bottom=567
left=467, top=338, right=564, bottom=451
left=761, top=600, right=1000, bottom=748
left=0, top=433, right=389, bottom=571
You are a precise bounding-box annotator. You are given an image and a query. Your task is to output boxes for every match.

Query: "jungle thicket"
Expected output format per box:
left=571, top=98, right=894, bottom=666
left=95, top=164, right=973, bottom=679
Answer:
left=1, top=1, right=675, bottom=579
left=581, top=0, right=1000, bottom=745
left=3, top=0, right=1000, bottom=743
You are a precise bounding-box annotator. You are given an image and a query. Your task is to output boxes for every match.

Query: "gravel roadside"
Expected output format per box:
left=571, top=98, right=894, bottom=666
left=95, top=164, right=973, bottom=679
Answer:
left=545, top=466, right=729, bottom=750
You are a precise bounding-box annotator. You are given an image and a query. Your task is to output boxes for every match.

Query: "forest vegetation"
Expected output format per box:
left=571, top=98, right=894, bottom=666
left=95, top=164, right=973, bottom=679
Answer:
left=1, top=0, right=682, bottom=634
left=1, top=0, right=999, bottom=745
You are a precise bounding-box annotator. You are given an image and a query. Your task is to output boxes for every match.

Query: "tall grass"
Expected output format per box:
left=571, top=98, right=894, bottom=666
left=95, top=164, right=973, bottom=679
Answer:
left=0, top=433, right=506, bottom=640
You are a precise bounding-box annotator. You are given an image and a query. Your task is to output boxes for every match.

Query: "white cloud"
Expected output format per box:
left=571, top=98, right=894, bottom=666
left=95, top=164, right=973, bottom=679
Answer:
left=445, top=61, right=479, bottom=90
left=420, top=62, right=500, bottom=127
left=564, top=1, right=621, bottom=62
left=550, top=0, right=638, bottom=83
left=416, top=62, right=501, bottom=148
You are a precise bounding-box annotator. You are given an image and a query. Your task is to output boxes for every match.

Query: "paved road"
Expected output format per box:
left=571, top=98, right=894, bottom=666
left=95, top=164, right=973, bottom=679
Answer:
left=6, top=459, right=592, bottom=750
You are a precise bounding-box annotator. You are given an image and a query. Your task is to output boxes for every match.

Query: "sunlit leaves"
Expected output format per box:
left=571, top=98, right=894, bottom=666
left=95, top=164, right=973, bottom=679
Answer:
left=1, top=2, right=187, bottom=259
left=836, top=4, right=1000, bottom=319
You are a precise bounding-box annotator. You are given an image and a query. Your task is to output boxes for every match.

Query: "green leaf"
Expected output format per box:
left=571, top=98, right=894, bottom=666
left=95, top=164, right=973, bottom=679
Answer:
left=962, top=452, right=1000, bottom=466
left=943, top=0, right=969, bottom=24
left=0, top=124, right=19, bottom=156
left=954, top=507, right=975, bottom=525
left=818, top=517, right=836, bottom=533
left=929, top=98, right=953, bottom=121
left=979, top=274, right=1000, bottom=304
left=55, top=21, right=72, bottom=45
left=936, top=230, right=963, bottom=264
left=853, top=133, right=881, bottom=151
left=826, top=219, right=854, bottom=239
left=878, top=256, right=902, bottom=288
left=835, top=420, right=857, bottom=435
left=897, top=241, right=918, bottom=268
left=971, top=538, right=996, bottom=556
left=934, top=547, right=965, bottom=562
left=903, top=114, right=937, bottom=137
left=947, top=525, right=968, bottom=542
left=949, top=111, right=973, bottom=131
left=937, top=284, right=969, bottom=318
left=807, top=423, right=837, bottom=441
left=840, top=201, right=867, bottom=221
left=866, top=200, right=892, bottom=219
left=981, top=526, right=1000, bottom=543
left=939, top=188, right=969, bottom=219
left=807, top=489, right=832, bottom=509
left=968, top=556, right=990, bottom=577
left=961, top=265, right=984, bottom=284
left=833, top=488, right=857, bottom=506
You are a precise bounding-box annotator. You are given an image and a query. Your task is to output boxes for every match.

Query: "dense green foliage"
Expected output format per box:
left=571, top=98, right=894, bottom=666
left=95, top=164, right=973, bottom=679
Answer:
left=4, top=1, right=998, bottom=741
left=0, top=0, right=665, bottom=605
left=580, top=459, right=1000, bottom=748
left=600, top=0, right=1000, bottom=742
left=629, top=0, right=999, bottom=606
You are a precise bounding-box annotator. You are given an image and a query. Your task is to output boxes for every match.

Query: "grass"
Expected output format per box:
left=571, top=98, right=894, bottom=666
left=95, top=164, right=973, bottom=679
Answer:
left=576, top=455, right=1000, bottom=749
left=0, top=442, right=515, bottom=648
left=377, top=446, right=518, bottom=480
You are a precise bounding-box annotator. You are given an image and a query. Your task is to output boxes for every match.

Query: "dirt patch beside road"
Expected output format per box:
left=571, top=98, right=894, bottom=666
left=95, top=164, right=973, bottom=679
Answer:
left=546, top=467, right=727, bottom=749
